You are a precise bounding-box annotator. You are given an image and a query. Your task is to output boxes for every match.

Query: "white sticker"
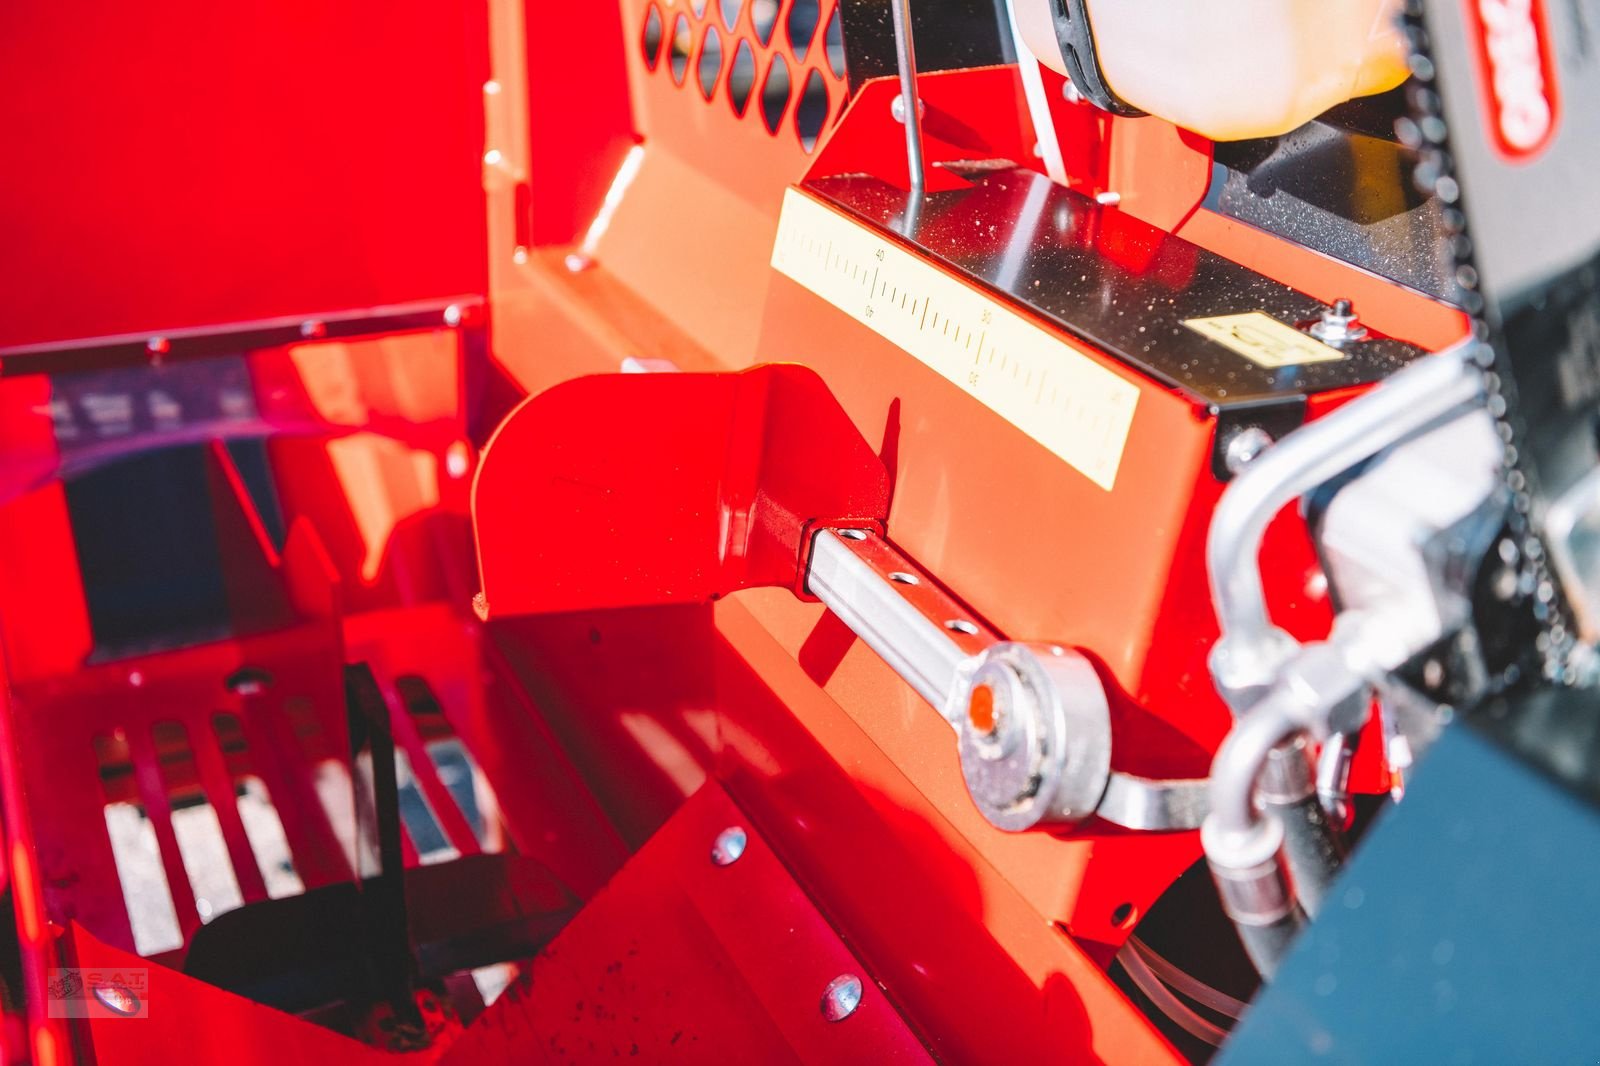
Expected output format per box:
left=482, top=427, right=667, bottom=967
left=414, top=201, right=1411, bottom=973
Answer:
left=1183, top=311, right=1345, bottom=368
left=771, top=189, right=1140, bottom=491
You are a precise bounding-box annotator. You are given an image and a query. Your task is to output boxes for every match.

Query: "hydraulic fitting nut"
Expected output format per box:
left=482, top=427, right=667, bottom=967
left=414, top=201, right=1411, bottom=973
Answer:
left=1201, top=814, right=1296, bottom=926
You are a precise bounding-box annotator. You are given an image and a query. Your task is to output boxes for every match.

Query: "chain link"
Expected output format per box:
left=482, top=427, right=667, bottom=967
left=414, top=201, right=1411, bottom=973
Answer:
left=1398, top=1, right=1580, bottom=686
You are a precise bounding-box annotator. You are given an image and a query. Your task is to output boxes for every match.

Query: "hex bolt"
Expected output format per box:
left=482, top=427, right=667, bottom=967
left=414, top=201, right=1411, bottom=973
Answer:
left=819, top=974, right=863, bottom=1022
left=1309, top=298, right=1369, bottom=345
left=710, top=826, right=747, bottom=866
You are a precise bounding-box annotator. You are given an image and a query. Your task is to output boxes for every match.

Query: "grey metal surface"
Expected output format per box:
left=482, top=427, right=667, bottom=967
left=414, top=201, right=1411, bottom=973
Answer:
left=1222, top=719, right=1600, bottom=1064
left=1097, top=772, right=1208, bottom=833
left=1422, top=0, right=1600, bottom=305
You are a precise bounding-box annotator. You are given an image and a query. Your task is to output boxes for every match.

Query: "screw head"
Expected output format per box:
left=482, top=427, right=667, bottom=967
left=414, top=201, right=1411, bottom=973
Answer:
left=1225, top=426, right=1275, bottom=474
left=92, top=981, right=142, bottom=1016
left=710, top=826, right=747, bottom=866
left=820, top=974, right=863, bottom=1022
left=890, top=94, right=925, bottom=124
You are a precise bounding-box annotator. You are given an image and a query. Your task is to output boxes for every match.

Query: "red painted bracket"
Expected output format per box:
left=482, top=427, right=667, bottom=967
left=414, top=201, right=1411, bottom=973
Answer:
left=807, top=67, right=1033, bottom=194
left=471, top=365, right=890, bottom=618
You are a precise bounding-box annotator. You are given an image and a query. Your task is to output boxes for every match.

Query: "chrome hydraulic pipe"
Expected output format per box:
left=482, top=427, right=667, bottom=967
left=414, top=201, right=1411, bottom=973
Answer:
left=889, top=0, right=926, bottom=198
left=1257, top=735, right=1344, bottom=918
left=1201, top=700, right=1307, bottom=979
left=1207, top=340, right=1484, bottom=712
left=1203, top=638, right=1371, bottom=976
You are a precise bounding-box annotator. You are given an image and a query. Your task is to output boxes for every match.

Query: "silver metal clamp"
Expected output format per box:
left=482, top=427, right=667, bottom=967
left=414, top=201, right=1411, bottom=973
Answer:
left=806, top=528, right=1207, bottom=833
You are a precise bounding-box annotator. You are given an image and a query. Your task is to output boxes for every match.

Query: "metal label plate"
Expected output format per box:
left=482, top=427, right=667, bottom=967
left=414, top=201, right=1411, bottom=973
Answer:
left=771, top=188, right=1139, bottom=491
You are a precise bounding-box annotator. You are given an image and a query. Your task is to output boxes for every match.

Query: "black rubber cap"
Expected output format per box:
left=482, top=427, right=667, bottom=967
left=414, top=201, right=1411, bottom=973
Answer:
left=1052, top=0, right=1145, bottom=117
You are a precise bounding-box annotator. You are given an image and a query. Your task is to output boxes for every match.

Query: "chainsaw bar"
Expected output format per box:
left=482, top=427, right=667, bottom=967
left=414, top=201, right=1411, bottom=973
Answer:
left=1400, top=0, right=1600, bottom=686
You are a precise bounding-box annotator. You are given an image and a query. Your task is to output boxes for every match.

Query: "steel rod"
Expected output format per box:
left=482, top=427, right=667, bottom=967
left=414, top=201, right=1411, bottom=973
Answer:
left=889, top=0, right=926, bottom=197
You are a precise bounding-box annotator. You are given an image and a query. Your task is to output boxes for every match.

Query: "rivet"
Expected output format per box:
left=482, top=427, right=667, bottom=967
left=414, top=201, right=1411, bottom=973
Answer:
left=710, top=826, right=747, bottom=866
left=820, top=974, right=863, bottom=1021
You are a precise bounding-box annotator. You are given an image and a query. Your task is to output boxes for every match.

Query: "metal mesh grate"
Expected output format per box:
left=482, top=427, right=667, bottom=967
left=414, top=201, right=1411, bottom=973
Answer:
left=641, top=0, right=846, bottom=152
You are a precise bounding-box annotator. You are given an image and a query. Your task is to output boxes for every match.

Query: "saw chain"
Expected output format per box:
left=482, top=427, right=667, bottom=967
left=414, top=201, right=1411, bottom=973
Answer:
left=1397, top=0, right=1600, bottom=691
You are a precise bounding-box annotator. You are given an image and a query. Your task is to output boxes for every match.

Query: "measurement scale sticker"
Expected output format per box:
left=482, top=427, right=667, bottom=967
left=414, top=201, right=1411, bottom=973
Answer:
left=1183, top=311, right=1345, bottom=368
left=770, top=189, right=1138, bottom=492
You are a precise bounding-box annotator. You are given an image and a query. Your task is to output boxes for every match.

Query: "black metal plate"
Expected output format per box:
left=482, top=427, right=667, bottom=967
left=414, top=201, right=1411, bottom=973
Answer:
left=1208, top=88, right=1457, bottom=303
left=836, top=0, right=1012, bottom=90
left=807, top=169, right=1430, bottom=407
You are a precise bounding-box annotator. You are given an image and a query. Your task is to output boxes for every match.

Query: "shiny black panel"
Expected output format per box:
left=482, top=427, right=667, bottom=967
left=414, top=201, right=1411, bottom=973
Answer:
left=807, top=169, right=1429, bottom=407
left=836, top=0, right=1012, bottom=90
left=1208, top=90, right=1456, bottom=302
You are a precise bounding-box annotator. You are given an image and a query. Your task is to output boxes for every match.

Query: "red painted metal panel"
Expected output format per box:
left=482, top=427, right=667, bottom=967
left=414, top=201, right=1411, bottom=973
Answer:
left=68, top=923, right=407, bottom=1066
left=477, top=603, right=1186, bottom=1063
left=440, top=781, right=934, bottom=1064
left=472, top=364, right=890, bottom=618
left=0, top=1, right=489, bottom=350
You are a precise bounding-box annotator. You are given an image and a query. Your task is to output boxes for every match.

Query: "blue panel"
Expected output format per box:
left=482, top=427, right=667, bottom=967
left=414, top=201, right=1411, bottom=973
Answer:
left=1223, top=721, right=1600, bottom=1065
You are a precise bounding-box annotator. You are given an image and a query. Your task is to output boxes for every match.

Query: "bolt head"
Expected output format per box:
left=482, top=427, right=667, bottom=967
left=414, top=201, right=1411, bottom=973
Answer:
left=92, top=981, right=142, bottom=1017
left=820, top=974, right=863, bottom=1022
left=1225, top=426, right=1275, bottom=474
left=1309, top=300, right=1369, bottom=345
left=890, top=93, right=925, bottom=124
left=710, top=826, right=747, bottom=866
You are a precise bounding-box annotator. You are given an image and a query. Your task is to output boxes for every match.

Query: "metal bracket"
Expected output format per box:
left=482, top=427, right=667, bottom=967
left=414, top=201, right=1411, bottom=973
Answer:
left=806, top=529, right=1206, bottom=832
